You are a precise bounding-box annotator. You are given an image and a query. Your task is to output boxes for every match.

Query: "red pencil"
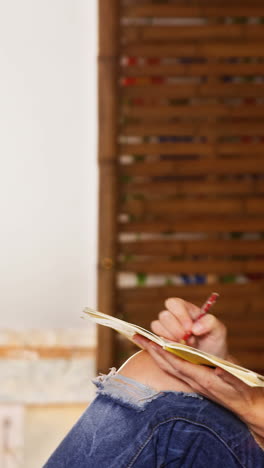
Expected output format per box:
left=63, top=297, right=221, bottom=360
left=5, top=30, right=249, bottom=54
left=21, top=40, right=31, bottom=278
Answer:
left=182, top=292, right=219, bottom=342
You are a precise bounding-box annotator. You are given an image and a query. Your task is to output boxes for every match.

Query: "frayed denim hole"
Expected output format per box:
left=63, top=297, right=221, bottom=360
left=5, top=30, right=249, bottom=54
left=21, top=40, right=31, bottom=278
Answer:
left=92, top=369, right=203, bottom=411
left=92, top=367, right=117, bottom=390
left=93, top=369, right=164, bottom=411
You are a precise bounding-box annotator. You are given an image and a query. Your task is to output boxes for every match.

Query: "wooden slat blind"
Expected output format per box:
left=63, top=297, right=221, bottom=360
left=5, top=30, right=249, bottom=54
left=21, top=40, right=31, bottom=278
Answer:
left=123, top=5, right=264, bottom=18
left=98, top=0, right=264, bottom=374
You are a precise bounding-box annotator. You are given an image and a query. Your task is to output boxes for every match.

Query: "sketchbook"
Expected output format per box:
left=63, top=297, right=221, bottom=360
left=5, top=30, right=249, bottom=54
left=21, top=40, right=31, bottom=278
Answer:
left=83, top=307, right=264, bottom=388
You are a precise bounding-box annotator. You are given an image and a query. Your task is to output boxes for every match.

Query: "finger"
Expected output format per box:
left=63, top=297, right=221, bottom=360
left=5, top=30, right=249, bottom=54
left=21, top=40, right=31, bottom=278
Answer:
left=156, top=348, right=223, bottom=392
left=148, top=344, right=203, bottom=381
left=145, top=342, right=181, bottom=377
left=192, top=314, right=226, bottom=339
left=149, top=346, right=208, bottom=392
left=152, top=310, right=185, bottom=340
left=145, top=343, right=233, bottom=399
left=187, top=335, right=196, bottom=347
left=133, top=334, right=151, bottom=349
left=150, top=348, right=242, bottom=408
left=165, top=298, right=198, bottom=332
left=159, top=348, right=206, bottom=378
left=214, top=367, right=248, bottom=391
left=151, top=318, right=180, bottom=341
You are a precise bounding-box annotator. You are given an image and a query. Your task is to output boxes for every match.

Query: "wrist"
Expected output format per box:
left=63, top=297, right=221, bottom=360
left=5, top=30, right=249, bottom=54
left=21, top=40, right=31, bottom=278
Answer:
left=241, top=405, right=264, bottom=441
left=247, top=416, right=264, bottom=440
left=249, top=427, right=264, bottom=449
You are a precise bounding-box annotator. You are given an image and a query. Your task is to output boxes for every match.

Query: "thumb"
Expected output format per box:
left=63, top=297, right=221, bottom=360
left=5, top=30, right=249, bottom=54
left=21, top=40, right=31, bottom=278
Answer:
left=191, top=314, right=225, bottom=338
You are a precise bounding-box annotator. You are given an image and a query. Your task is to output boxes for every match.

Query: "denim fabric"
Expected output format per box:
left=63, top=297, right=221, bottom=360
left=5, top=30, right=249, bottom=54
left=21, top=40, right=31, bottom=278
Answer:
left=44, top=369, right=264, bottom=468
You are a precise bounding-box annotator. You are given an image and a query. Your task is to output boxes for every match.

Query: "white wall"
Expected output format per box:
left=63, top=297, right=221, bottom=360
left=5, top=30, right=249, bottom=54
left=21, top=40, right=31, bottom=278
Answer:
left=0, top=0, right=98, bottom=328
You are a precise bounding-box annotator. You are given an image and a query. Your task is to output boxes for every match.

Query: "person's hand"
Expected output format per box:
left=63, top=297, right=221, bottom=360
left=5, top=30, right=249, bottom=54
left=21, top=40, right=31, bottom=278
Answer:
left=132, top=336, right=264, bottom=442
left=151, top=297, right=227, bottom=358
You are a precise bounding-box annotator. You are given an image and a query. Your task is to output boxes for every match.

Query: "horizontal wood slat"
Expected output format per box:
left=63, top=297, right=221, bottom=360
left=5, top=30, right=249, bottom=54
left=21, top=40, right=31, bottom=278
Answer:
left=233, top=353, right=264, bottom=372
left=121, top=121, right=264, bottom=136
left=119, top=300, right=263, bottom=320
left=120, top=142, right=213, bottom=156
left=122, top=42, right=264, bottom=57
left=121, top=63, right=264, bottom=78
left=122, top=5, right=264, bottom=18
left=120, top=217, right=264, bottom=233
left=120, top=142, right=264, bottom=156
left=121, top=180, right=264, bottom=196
left=118, top=281, right=264, bottom=303
left=122, top=105, right=264, bottom=121
left=119, top=239, right=264, bottom=257
left=120, top=158, right=264, bottom=177
left=119, top=259, right=264, bottom=274
left=122, top=25, right=264, bottom=43
left=121, top=198, right=264, bottom=217
left=118, top=296, right=264, bottom=321
left=118, top=300, right=264, bottom=328
left=122, top=83, right=264, bottom=98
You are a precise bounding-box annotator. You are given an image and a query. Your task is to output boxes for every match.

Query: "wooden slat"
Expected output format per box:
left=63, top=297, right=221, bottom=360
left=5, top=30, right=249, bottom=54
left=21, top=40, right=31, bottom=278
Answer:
left=118, top=281, right=264, bottom=303
left=122, top=198, right=264, bottom=217
left=120, top=217, right=264, bottom=233
left=122, top=42, right=264, bottom=57
left=122, top=25, right=264, bottom=43
left=230, top=352, right=264, bottom=372
left=221, top=320, right=264, bottom=335
left=120, top=158, right=264, bottom=177
left=121, top=120, right=264, bottom=136
left=119, top=295, right=264, bottom=319
left=122, top=198, right=244, bottom=217
left=119, top=302, right=263, bottom=323
left=121, top=63, right=264, bottom=78
left=121, top=180, right=263, bottom=196
left=119, top=239, right=264, bottom=257
left=246, top=198, right=264, bottom=214
left=120, top=142, right=264, bottom=157
left=118, top=298, right=264, bottom=326
left=227, top=337, right=264, bottom=349
left=120, top=142, right=213, bottom=156
left=122, top=5, right=264, bottom=18
left=122, top=105, right=264, bottom=121
left=122, top=83, right=264, bottom=99
left=118, top=259, right=264, bottom=274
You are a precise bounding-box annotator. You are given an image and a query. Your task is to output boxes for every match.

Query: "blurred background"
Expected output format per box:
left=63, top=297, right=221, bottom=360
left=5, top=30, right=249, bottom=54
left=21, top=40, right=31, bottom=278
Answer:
left=0, top=1, right=97, bottom=466
left=1, top=1, right=264, bottom=467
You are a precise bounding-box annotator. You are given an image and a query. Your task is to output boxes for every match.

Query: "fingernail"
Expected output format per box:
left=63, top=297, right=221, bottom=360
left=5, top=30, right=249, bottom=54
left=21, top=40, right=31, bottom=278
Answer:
left=192, top=322, right=203, bottom=333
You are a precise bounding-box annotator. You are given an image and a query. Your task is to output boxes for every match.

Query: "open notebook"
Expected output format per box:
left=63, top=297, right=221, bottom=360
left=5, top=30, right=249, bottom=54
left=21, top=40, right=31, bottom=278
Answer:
left=83, top=307, right=264, bottom=388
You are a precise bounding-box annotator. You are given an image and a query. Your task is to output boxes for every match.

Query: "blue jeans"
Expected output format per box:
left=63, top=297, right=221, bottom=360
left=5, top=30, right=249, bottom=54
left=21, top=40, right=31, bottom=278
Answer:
left=44, top=368, right=264, bottom=467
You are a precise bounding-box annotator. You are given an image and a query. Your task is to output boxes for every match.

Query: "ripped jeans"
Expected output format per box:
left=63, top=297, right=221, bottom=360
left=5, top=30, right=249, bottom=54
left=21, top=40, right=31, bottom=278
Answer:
left=43, top=369, right=264, bottom=468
